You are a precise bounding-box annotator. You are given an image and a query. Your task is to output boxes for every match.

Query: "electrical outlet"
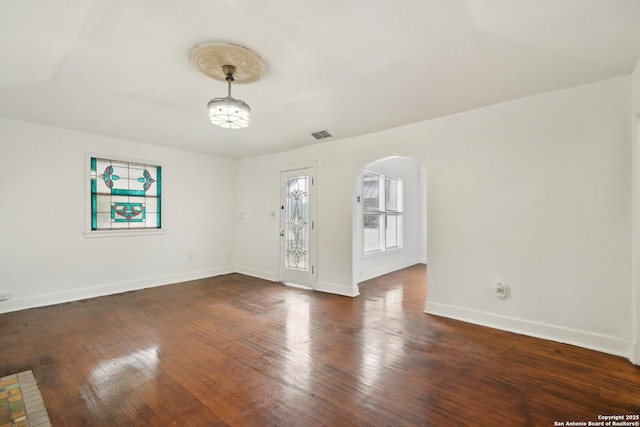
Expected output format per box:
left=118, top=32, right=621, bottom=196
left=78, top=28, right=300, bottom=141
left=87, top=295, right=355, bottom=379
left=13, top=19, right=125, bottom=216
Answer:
left=0, top=292, right=11, bottom=301
left=495, top=283, right=507, bottom=299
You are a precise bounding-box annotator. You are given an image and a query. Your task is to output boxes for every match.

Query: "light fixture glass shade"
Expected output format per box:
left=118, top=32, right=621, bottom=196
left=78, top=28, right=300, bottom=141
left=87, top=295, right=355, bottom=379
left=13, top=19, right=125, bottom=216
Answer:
left=207, top=96, right=251, bottom=129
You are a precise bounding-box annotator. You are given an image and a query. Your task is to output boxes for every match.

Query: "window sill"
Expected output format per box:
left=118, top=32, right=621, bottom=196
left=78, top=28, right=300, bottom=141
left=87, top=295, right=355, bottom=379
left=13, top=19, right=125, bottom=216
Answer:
left=364, top=246, right=404, bottom=259
left=83, top=229, right=167, bottom=238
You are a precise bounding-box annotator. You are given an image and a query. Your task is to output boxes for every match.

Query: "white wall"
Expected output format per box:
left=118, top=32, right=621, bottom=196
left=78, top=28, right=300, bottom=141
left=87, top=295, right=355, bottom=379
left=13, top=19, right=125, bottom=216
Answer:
left=236, top=76, right=633, bottom=359
left=235, top=145, right=373, bottom=296
left=0, top=75, right=633, bottom=361
left=354, top=157, right=426, bottom=284
left=0, top=117, right=237, bottom=313
left=631, top=58, right=640, bottom=364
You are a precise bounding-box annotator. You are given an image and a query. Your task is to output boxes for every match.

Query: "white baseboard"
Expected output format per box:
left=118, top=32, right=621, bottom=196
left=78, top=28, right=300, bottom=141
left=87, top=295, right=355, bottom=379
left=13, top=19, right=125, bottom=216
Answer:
left=0, top=267, right=234, bottom=314
left=235, top=266, right=279, bottom=282
left=425, top=301, right=634, bottom=361
left=235, top=267, right=357, bottom=297
left=0, top=265, right=358, bottom=314
left=357, top=258, right=423, bottom=283
left=315, top=281, right=359, bottom=297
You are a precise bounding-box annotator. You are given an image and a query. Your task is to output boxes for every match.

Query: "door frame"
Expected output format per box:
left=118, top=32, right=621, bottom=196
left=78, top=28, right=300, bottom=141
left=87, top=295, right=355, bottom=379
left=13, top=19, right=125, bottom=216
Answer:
left=279, top=162, right=317, bottom=288
left=633, top=115, right=640, bottom=365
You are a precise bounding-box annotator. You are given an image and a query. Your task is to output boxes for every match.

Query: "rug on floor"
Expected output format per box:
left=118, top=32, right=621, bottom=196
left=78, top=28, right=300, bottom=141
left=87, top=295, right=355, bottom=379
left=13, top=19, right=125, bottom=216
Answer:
left=0, top=370, right=51, bottom=427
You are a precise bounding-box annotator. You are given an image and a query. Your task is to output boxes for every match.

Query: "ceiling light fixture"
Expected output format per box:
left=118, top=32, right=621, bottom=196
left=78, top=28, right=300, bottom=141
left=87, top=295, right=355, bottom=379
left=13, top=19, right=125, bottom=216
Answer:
left=207, top=65, right=250, bottom=129
left=190, top=43, right=266, bottom=130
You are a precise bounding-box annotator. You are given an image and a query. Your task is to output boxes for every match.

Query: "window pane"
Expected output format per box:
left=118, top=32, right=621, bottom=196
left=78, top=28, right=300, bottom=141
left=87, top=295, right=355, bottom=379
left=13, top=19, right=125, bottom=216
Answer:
left=145, top=196, right=159, bottom=213
left=364, top=214, right=382, bottom=252
left=363, top=173, right=380, bottom=212
left=96, top=195, right=111, bottom=213
left=386, top=177, right=401, bottom=212
left=96, top=212, right=111, bottom=229
left=145, top=214, right=158, bottom=228
left=385, top=214, right=402, bottom=248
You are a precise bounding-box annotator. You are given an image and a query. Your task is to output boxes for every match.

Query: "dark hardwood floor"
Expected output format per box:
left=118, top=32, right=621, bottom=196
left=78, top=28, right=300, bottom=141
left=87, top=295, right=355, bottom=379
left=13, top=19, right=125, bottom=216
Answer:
left=1, top=264, right=639, bottom=426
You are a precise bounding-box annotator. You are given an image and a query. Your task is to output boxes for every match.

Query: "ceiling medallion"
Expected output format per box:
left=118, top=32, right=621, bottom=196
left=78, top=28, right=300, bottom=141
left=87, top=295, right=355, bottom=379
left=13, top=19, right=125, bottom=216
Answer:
left=190, top=42, right=266, bottom=84
left=191, top=43, right=265, bottom=129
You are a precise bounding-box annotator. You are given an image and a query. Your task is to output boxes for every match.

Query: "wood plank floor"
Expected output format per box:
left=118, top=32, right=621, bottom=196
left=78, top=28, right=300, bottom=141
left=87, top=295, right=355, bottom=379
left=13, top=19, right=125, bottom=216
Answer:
left=1, top=264, right=639, bottom=426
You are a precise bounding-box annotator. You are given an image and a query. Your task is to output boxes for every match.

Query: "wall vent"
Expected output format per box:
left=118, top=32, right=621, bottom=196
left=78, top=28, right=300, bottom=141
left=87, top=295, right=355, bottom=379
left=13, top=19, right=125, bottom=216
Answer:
left=310, top=129, right=332, bottom=140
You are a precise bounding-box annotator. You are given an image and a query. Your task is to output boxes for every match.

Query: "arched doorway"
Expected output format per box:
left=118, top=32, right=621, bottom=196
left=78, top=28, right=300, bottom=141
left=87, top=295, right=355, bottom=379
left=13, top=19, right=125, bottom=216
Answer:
left=351, top=156, right=427, bottom=296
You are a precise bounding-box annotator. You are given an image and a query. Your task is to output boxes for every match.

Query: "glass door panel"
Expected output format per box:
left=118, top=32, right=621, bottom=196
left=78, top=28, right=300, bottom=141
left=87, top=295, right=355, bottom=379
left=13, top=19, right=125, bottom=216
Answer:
left=280, top=167, right=316, bottom=286
left=284, top=176, right=309, bottom=271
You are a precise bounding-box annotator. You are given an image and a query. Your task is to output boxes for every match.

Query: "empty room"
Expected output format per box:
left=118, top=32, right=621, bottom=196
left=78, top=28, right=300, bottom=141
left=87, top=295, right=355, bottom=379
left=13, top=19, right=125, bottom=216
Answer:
left=1, top=1, right=640, bottom=425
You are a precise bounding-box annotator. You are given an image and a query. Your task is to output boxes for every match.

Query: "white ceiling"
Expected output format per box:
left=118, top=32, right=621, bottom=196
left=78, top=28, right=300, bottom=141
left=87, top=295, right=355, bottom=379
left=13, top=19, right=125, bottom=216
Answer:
left=1, top=0, right=640, bottom=159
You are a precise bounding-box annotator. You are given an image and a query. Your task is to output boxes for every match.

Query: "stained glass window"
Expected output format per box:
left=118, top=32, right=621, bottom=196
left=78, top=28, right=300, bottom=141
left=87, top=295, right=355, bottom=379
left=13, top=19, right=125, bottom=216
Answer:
left=90, top=157, right=162, bottom=231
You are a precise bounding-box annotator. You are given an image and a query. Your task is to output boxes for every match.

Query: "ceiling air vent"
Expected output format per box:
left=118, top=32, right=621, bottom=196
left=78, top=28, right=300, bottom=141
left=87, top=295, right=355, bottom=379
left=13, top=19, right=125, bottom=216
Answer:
left=310, top=129, right=332, bottom=140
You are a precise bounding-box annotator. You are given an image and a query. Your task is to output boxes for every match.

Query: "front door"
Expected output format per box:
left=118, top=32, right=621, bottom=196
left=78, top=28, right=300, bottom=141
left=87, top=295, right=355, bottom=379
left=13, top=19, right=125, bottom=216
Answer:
left=280, top=167, right=316, bottom=287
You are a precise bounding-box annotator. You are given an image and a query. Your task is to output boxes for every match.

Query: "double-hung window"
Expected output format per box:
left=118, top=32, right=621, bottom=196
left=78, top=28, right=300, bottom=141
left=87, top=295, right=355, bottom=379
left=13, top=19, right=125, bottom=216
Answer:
left=363, top=171, right=403, bottom=253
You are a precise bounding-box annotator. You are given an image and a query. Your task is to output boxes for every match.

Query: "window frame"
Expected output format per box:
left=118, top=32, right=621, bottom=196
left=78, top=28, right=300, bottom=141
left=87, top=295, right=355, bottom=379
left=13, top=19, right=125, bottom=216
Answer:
left=84, top=153, right=166, bottom=238
left=362, top=170, right=403, bottom=255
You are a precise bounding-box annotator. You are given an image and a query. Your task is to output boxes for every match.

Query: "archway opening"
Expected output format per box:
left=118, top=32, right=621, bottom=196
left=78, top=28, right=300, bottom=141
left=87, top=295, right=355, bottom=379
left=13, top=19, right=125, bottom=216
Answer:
left=352, top=156, right=427, bottom=299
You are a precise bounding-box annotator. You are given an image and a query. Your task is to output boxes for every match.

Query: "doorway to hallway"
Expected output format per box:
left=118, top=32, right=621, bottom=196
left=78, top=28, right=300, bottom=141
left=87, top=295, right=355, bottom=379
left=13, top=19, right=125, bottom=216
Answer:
left=352, top=156, right=427, bottom=297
